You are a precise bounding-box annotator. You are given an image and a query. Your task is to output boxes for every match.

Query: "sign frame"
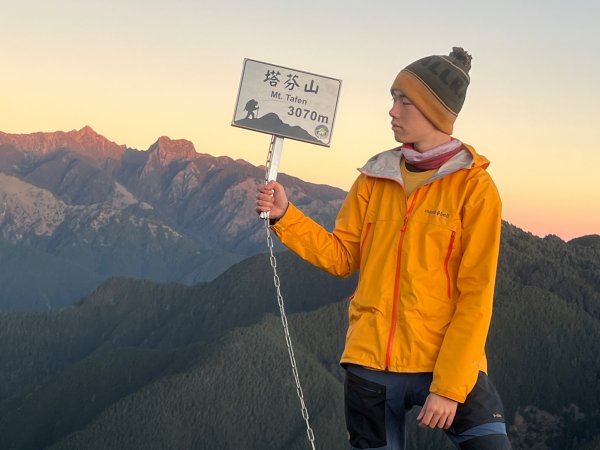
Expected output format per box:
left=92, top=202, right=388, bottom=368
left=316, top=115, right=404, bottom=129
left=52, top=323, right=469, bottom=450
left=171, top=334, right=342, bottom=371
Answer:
left=231, top=59, right=342, bottom=147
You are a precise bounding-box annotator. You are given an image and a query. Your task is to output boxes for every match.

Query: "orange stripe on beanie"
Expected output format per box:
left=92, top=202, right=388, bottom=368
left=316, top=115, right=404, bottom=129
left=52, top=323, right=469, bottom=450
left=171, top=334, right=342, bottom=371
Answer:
left=391, top=47, right=472, bottom=134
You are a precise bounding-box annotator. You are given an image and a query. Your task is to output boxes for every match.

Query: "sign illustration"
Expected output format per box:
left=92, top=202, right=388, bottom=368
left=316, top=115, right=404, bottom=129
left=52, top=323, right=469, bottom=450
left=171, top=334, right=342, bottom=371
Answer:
left=232, top=59, right=342, bottom=146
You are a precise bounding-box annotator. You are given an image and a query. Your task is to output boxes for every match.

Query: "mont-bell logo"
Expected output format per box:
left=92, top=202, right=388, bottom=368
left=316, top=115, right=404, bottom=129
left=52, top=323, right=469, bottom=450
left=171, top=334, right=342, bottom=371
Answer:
left=424, top=208, right=450, bottom=219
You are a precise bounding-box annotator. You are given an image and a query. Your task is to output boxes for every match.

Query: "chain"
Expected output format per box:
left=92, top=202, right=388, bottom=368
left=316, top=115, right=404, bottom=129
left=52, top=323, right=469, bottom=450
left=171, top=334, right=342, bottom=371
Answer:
left=264, top=219, right=316, bottom=449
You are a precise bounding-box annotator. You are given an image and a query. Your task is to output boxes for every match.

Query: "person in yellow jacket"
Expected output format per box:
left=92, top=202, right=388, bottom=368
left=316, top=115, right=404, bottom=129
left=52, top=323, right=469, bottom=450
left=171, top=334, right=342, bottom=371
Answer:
left=256, top=47, right=512, bottom=450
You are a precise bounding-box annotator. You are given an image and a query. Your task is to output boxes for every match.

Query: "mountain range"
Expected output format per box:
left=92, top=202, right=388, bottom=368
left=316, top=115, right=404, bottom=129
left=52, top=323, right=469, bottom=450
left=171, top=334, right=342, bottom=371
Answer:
left=0, top=224, right=598, bottom=449
left=0, top=127, right=345, bottom=309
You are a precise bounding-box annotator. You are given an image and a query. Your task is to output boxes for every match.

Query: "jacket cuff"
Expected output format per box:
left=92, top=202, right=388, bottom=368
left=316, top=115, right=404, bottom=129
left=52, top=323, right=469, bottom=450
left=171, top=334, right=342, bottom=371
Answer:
left=429, top=385, right=467, bottom=404
left=271, top=202, right=302, bottom=233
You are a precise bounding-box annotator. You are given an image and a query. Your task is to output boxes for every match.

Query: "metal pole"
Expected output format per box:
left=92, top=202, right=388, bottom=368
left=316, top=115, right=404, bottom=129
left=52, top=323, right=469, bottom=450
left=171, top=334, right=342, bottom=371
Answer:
left=259, top=135, right=284, bottom=220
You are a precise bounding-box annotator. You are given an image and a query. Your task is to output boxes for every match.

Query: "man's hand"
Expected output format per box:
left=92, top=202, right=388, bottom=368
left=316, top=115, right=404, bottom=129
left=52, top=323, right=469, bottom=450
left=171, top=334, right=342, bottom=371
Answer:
left=256, top=180, right=289, bottom=220
left=417, top=393, right=458, bottom=429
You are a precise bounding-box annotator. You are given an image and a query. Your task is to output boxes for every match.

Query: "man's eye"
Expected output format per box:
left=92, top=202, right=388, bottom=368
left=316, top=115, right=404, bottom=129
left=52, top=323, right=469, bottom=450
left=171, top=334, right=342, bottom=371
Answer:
left=392, top=95, right=412, bottom=106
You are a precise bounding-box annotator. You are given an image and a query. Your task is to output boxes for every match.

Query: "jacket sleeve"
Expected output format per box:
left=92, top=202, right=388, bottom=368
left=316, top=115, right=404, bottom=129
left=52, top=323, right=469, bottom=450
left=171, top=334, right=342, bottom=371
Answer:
left=271, top=174, right=370, bottom=277
left=429, top=171, right=502, bottom=403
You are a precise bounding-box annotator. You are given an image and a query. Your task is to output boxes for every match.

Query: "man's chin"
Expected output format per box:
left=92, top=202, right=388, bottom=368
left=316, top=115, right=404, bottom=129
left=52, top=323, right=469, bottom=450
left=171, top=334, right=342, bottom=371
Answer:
left=393, top=132, right=407, bottom=143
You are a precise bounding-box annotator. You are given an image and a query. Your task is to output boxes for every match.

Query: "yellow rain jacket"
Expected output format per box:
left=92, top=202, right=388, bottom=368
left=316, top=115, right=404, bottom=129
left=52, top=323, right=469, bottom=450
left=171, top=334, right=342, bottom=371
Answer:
left=272, top=144, right=502, bottom=403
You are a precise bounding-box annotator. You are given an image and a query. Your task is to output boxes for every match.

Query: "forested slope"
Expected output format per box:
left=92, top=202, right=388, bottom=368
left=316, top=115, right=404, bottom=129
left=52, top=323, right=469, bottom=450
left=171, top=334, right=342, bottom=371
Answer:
left=0, top=223, right=598, bottom=449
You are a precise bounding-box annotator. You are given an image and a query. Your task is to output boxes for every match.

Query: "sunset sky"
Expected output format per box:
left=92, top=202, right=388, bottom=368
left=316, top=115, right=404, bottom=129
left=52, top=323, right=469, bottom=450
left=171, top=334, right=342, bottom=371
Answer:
left=2, top=0, right=599, bottom=240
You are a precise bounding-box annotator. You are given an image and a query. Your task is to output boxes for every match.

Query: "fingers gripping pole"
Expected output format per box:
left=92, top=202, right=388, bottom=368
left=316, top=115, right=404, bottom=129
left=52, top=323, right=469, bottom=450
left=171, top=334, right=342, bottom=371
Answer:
left=259, top=135, right=284, bottom=220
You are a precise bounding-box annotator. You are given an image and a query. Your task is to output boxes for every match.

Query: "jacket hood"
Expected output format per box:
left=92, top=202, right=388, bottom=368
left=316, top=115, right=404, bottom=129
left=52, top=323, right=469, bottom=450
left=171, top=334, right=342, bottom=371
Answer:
left=359, top=143, right=490, bottom=184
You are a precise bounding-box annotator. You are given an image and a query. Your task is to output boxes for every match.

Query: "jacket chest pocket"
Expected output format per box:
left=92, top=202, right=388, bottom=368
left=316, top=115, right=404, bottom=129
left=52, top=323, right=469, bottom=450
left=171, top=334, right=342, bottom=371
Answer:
left=405, top=218, right=460, bottom=313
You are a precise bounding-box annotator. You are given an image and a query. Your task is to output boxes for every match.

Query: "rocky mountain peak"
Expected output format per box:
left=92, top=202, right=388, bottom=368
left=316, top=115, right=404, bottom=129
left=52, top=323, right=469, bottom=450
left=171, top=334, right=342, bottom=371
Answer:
left=147, top=136, right=198, bottom=166
left=67, top=126, right=126, bottom=160
left=0, top=126, right=125, bottom=161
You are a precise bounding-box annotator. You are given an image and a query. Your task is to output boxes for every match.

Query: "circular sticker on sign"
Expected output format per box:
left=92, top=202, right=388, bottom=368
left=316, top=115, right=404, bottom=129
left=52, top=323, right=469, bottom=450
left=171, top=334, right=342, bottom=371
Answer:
left=315, top=125, right=329, bottom=140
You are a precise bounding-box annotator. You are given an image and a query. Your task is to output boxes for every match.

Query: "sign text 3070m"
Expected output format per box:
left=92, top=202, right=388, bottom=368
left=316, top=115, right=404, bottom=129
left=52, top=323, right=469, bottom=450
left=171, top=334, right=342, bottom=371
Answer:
left=287, top=107, right=329, bottom=124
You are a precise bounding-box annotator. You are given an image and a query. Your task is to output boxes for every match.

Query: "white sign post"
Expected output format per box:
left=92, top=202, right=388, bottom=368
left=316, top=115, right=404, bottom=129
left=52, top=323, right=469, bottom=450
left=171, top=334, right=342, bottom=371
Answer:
left=232, top=59, right=341, bottom=219
left=231, top=61, right=342, bottom=450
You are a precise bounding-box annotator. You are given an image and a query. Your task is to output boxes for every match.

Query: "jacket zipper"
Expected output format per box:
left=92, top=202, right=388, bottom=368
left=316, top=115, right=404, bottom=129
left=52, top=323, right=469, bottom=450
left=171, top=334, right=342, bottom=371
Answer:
left=444, top=231, right=456, bottom=299
left=349, top=222, right=374, bottom=302
left=385, top=189, right=420, bottom=370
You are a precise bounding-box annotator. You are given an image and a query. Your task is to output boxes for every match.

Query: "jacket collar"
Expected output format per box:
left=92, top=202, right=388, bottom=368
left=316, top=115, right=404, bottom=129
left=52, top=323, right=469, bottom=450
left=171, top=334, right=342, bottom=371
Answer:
left=358, top=144, right=489, bottom=185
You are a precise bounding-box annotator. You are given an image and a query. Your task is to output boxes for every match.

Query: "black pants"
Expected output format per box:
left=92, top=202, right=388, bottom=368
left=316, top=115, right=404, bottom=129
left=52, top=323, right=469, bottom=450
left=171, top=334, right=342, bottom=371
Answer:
left=344, top=365, right=512, bottom=450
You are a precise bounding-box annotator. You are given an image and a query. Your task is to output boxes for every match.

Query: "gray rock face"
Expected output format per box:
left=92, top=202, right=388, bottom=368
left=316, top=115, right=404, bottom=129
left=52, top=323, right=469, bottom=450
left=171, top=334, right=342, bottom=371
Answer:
left=0, top=127, right=346, bottom=309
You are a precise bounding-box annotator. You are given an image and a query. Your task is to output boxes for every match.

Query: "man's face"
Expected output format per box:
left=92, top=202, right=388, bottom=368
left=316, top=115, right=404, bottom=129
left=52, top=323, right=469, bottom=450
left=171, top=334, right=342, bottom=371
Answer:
left=389, top=90, right=438, bottom=147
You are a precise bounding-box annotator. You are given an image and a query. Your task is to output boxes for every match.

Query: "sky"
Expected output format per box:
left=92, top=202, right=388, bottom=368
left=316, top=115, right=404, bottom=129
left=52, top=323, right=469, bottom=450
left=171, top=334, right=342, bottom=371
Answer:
left=2, top=0, right=599, bottom=241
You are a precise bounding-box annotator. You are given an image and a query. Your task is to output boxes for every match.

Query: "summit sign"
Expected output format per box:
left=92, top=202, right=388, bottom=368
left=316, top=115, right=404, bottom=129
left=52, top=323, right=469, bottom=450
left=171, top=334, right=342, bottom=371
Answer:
left=232, top=59, right=342, bottom=146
